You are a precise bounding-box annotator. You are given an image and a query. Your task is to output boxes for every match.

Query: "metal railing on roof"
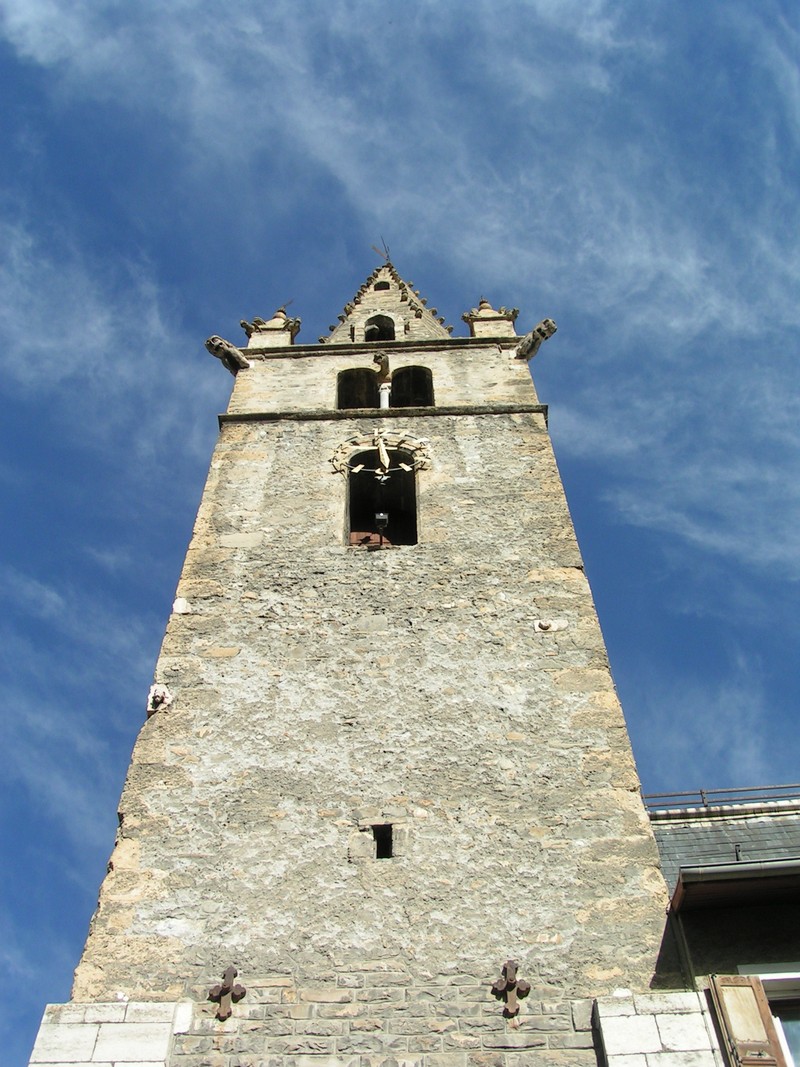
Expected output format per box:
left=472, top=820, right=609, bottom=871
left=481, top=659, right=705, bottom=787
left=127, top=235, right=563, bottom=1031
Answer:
left=643, top=783, right=800, bottom=812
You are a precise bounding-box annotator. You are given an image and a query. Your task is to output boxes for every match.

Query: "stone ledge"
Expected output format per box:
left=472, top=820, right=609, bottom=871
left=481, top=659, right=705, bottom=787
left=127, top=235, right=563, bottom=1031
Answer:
left=219, top=404, right=549, bottom=426
left=243, top=335, right=523, bottom=358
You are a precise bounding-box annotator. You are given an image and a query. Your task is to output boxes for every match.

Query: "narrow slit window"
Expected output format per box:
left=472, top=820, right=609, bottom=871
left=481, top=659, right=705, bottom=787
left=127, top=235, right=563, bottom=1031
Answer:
left=373, top=825, right=393, bottom=859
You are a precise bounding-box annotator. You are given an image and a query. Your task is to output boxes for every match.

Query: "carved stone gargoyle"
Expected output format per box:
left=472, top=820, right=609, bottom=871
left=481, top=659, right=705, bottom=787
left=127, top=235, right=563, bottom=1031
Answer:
left=515, top=318, right=557, bottom=360
left=491, top=959, right=531, bottom=1016
left=239, top=317, right=269, bottom=338
left=205, top=335, right=250, bottom=375
left=373, top=351, right=390, bottom=383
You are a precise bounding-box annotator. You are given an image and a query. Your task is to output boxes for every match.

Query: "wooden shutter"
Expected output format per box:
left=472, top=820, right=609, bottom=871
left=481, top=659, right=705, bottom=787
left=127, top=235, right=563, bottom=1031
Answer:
left=709, top=974, right=789, bottom=1066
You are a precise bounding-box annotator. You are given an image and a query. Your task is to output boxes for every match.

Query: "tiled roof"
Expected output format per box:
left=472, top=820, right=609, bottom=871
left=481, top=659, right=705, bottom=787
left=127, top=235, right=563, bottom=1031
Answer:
left=650, top=805, right=800, bottom=891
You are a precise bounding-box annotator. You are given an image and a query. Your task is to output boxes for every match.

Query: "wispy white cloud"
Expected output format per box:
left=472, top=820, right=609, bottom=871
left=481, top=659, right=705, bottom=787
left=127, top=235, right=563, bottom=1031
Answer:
left=0, top=565, right=155, bottom=854
left=82, top=544, right=135, bottom=573
left=0, top=212, right=225, bottom=478
left=1, top=0, right=796, bottom=655
left=0, top=5, right=797, bottom=1063
left=1, top=0, right=796, bottom=598
left=0, top=563, right=158, bottom=682
left=2, top=1, right=794, bottom=326
left=0, top=568, right=68, bottom=622
left=629, top=658, right=773, bottom=793
left=2, top=696, right=119, bottom=852
left=552, top=313, right=800, bottom=576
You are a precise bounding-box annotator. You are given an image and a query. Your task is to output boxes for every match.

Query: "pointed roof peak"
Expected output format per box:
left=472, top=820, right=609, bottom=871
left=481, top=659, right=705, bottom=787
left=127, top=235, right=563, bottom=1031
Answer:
left=320, top=263, right=454, bottom=344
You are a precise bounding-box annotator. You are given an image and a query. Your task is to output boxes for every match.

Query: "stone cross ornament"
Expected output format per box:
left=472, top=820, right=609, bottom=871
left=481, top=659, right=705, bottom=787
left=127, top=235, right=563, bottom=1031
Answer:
left=491, top=959, right=531, bottom=1016
left=208, top=965, right=247, bottom=1020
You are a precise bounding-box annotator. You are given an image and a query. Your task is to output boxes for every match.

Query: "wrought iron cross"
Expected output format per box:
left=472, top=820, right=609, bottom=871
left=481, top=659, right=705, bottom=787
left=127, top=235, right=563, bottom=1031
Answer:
left=208, top=965, right=246, bottom=1020
left=491, top=960, right=531, bottom=1016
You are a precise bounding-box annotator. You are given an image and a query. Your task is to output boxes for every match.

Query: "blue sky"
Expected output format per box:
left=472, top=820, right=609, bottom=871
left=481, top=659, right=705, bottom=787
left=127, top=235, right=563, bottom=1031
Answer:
left=1, top=1, right=798, bottom=1062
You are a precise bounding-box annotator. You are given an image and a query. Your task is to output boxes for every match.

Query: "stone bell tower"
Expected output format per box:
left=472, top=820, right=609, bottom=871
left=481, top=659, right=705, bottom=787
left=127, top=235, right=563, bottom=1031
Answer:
left=28, top=263, right=670, bottom=1067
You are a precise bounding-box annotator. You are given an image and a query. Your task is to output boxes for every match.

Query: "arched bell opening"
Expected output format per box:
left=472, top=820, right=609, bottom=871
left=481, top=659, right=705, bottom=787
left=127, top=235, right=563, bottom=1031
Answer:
left=347, top=449, right=417, bottom=547
left=337, top=368, right=379, bottom=410
left=364, top=314, right=395, bottom=342
left=391, top=365, right=434, bottom=407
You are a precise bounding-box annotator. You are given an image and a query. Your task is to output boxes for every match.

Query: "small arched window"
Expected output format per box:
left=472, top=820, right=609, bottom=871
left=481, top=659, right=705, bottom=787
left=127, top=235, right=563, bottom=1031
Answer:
left=348, top=449, right=417, bottom=547
left=364, top=314, right=395, bottom=342
left=374, top=281, right=390, bottom=291
left=391, top=366, right=434, bottom=407
left=337, top=368, right=379, bottom=410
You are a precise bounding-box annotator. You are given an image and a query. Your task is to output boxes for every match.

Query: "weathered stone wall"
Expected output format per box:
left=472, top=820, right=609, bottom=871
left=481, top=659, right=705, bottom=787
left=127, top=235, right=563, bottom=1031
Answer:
left=228, top=341, right=539, bottom=416
left=31, top=990, right=599, bottom=1067
left=31, top=989, right=731, bottom=1067
left=60, top=337, right=671, bottom=1066
left=167, top=982, right=599, bottom=1067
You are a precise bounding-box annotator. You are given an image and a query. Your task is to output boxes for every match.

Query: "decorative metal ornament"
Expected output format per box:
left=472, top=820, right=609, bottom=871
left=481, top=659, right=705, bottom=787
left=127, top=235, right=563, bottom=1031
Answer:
left=330, top=428, right=431, bottom=477
left=491, top=960, right=531, bottom=1016
left=209, top=966, right=246, bottom=1020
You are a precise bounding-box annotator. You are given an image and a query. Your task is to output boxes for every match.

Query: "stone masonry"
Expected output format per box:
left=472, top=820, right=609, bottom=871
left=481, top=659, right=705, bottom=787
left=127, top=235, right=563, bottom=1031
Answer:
left=594, top=991, right=723, bottom=1066
left=30, top=266, right=674, bottom=1067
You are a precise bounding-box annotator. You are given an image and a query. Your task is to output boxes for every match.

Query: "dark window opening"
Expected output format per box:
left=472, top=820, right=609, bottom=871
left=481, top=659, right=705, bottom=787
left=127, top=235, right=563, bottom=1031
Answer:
left=771, top=1000, right=800, bottom=1063
left=337, top=368, right=379, bottom=409
left=373, top=824, right=393, bottom=859
left=374, top=280, right=390, bottom=291
left=348, top=449, right=417, bottom=547
left=364, top=314, right=395, bottom=342
left=391, top=365, right=434, bottom=407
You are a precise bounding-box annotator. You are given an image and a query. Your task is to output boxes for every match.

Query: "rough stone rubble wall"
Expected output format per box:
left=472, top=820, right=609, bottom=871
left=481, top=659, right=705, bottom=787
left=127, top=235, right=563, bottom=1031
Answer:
left=72, top=407, right=668, bottom=1007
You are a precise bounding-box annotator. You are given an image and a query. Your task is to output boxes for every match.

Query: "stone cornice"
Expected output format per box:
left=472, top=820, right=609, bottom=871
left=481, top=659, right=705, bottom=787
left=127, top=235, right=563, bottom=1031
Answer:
left=218, top=403, right=548, bottom=428
left=239, top=335, right=523, bottom=360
